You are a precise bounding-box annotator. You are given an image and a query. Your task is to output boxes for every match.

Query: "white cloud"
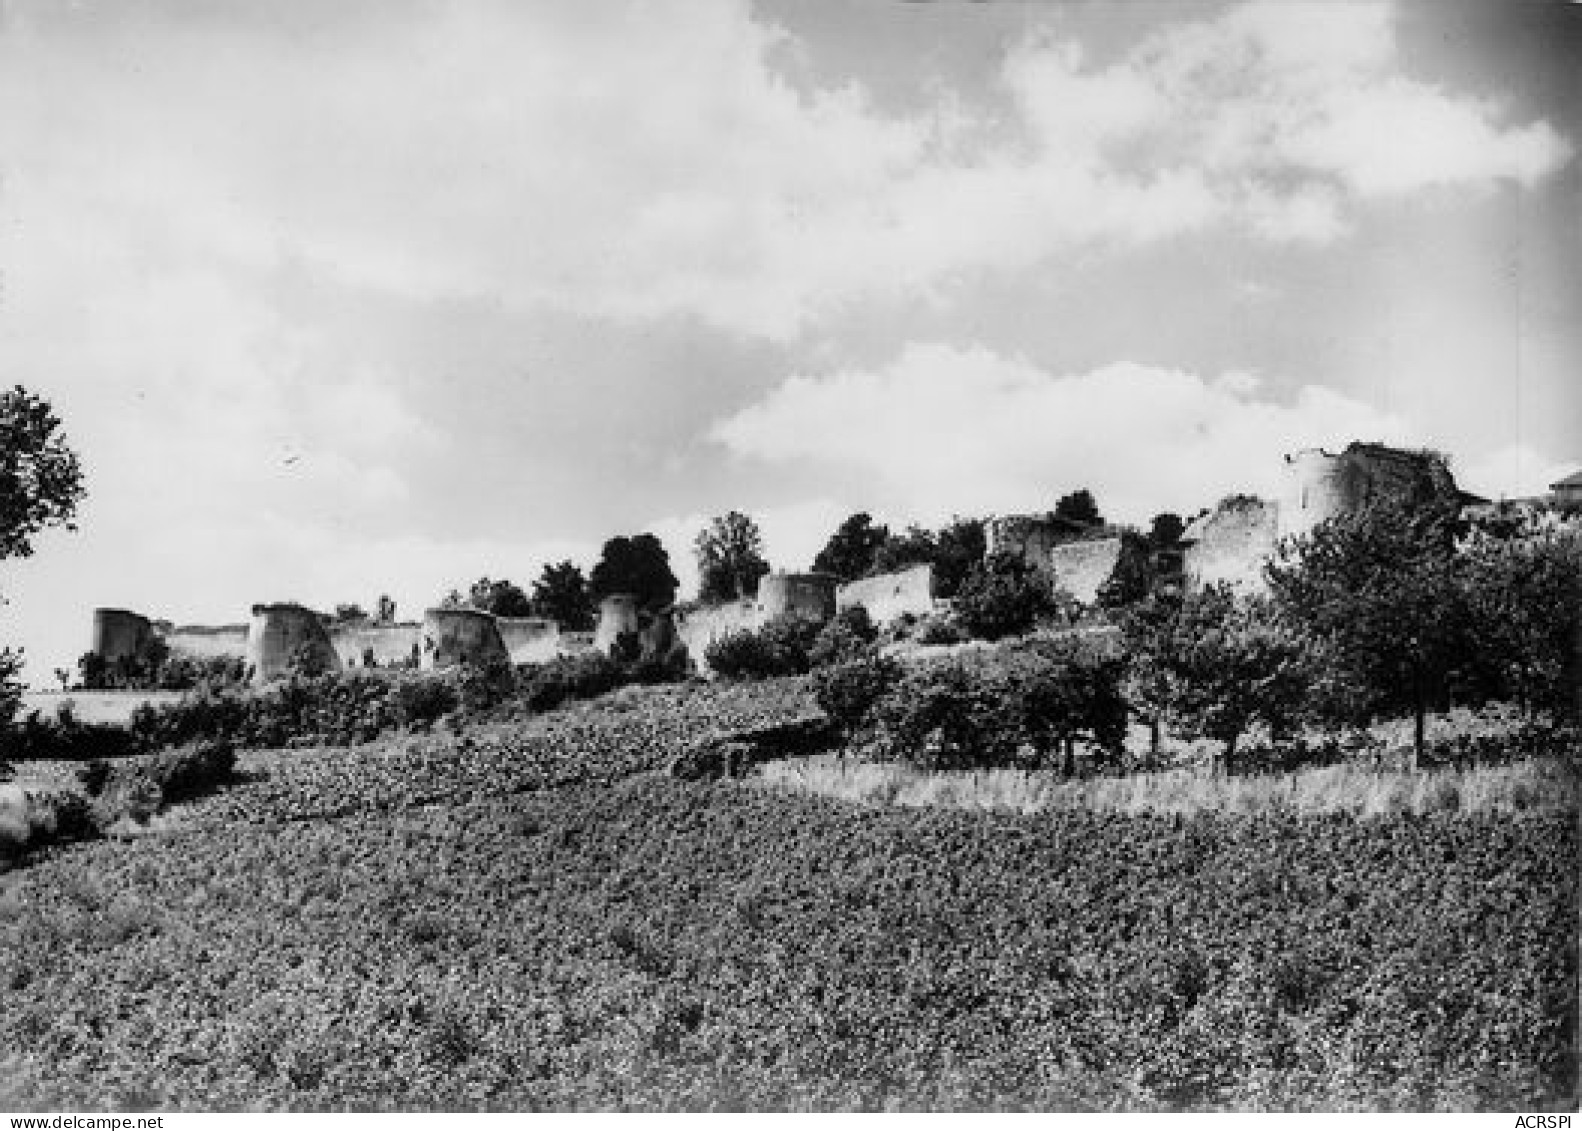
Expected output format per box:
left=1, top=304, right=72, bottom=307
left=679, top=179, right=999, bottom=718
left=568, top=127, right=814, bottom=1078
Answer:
left=0, top=1, right=1566, bottom=343
left=1460, top=444, right=1576, bottom=501
left=712, top=342, right=1419, bottom=527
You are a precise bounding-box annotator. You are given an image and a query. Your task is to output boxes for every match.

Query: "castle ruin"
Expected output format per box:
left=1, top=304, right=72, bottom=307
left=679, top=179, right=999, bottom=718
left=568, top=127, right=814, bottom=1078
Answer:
left=84, top=441, right=1483, bottom=682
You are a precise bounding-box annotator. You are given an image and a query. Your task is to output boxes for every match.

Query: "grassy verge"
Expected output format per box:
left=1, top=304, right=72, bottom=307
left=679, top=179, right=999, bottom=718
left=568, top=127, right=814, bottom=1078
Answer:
left=755, top=754, right=1578, bottom=818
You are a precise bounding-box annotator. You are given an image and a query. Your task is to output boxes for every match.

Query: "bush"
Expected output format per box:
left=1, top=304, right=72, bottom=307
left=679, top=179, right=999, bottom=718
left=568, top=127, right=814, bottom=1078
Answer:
left=6, top=710, right=141, bottom=761
left=706, top=614, right=824, bottom=679
left=865, top=639, right=1126, bottom=772
left=812, top=654, right=904, bottom=737
left=388, top=674, right=459, bottom=729
left=953, top=552, right=1053, bottom=641
left=456, top=659, right=516, bottom=715
left=142, top=740, right=237, bottom=803
left=0, top=786, right=98, bottom=865
left=517, top=653, right=626, bottom=712
left=912, top=613, right=964, bottom=646
left=808, top=606, right=878, bottom=669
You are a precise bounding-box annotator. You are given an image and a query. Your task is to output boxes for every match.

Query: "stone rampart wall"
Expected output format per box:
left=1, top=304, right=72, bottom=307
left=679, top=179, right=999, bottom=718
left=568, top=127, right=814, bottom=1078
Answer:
left=1049, top=537, right=1124, bottom=605
left=836, top=564, right=935, bottom=624
left=675, top=599, right=762, bottom=675
left=495, top=617, right=562, bottom=665
left=162, top=624, right=250, bottom=662
left=328, top=623, right=422, bottom=669
left=1182, top=497, right=1278, bottom=592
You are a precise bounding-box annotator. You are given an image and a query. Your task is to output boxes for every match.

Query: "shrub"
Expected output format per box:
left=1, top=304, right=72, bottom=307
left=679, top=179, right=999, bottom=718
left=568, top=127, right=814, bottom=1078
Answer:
left=953, top=552, right=1053, bottom=641
left=812, top=654, right=904, bottom=737
left=864, top=639, right=1126, bottom=772
left=143, top=740, right=237, bottom=803
left=6, top=710, right=141, bottom=761
left=0, top=786, right=98, bottom=865
left=706, top=614, right=824, bottom=679
left=388, top=674, right=459, bottom=729
left=912, top=613, right=964, bottom=646
left=518, top=653, right=626, bottom=712
left=455, top=659, right=515, bottom=715
left=808, top=606, right=878, bottom=669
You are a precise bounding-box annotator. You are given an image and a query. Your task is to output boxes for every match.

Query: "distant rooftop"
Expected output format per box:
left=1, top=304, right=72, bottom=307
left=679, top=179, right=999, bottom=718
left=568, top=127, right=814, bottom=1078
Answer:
left=1550, top=469, right=1582, bottom=490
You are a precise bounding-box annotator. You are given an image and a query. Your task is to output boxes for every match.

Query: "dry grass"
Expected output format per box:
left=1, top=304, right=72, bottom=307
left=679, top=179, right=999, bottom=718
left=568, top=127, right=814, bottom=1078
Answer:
left=754, top=754, right=1577, bottom=819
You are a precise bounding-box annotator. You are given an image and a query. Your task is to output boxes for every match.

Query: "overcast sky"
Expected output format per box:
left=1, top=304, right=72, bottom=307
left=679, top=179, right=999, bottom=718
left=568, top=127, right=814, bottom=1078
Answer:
left=1, top=0, right=1577, bottom=685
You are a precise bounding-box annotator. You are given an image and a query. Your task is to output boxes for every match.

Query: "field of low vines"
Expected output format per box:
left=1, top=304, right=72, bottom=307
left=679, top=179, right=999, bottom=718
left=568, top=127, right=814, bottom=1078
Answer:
left=1, top=680, right=1575, bottom=1111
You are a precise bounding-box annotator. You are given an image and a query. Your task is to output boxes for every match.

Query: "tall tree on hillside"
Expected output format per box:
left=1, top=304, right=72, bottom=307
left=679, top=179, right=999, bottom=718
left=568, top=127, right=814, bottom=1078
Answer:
left=871, top=524, right=937, bottom=576
left=1054, top=488, right=1103, bottom=528
left=1267, top=498, right=1468, bottom=763
left=467, top=576, right=534, bottom=618
left=695, top=510, right=771, bottom=602
left=0, top=386, right=86, bottom=729
left=1161, top=584, right=1314, bottom=772
left=530, top=560, right=595, bottom=630
left=1148, top=512, right=1185, bottom=549
left=1458, top=515, right=1582, bottom=720
left=932, top=517, right=987, bottom=598
left=590, top=534, right=679, bottom=612
left=812, top=512, right=889, bottom=582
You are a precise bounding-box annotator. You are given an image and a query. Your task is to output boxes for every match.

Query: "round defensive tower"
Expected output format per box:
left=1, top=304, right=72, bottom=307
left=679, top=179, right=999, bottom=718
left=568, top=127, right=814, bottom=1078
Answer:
left=758, top=572, right=839, bottom=622
left=592, top=594, right=640, bottom=655
left=421, top=607, right=510, bottom=670
left=91, top=608, right=155, bottom=664
left=248, top=603, right=342, bottom=683
left=1280, top=448, right=1349, bottom=539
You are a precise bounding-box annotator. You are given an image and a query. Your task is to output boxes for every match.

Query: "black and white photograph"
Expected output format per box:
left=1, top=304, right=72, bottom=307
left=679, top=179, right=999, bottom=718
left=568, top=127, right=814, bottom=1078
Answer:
left=0, top=0, right=1577, bottom=1115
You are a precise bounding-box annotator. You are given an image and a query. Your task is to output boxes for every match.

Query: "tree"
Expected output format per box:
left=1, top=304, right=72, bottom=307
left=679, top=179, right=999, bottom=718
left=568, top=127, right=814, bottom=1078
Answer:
left=1054, top=488, right=1103, bottom=528
left=1161, top=584, right=1313, bottom=772
left=0, top=387, right=85, bottom=729
left=529, top=561, right=595, bottom=630
left=1117, top=592, right=1182, bottom=759
left=695, top=510, right=771, bottom=603
left=812, top=512, right=889, bottom=582
left=589, top=534, right=679, bottom=612
left=1148, top=512, right=1185, bottom=550
left=1458, top=515, right=1582, bottom=720
left=932, top=517, right=987, bottom=599
left=375, top=595, right=398, bottom=624
left=1267, top=499, right=1468, bottom=763
left=871, top=524, right=937, bottom=576
left=466, top=577, right=534, bottom=618
left=0, top=386, right=85, bottom=562
left=332, top=603, right=369, bottom=623
left=953, top=551, right=1053, bottom=641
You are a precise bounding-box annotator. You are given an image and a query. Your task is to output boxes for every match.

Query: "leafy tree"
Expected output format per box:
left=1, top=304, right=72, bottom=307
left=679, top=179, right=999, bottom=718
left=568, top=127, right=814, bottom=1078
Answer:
left=0, top=386, right=85, bottom=562
left=332, top=603, right=369, bottom=623
left=1267, top=499, right=1468, bottom=762
left=1054, top=488, right=1103, bottom=528
left=530, top=560, right=595, bottom=631
left=1458, top=516, right=1582, bottom=720
left=439, top=589, right=466, bottom=610
left=590, top=533, right=679, bottom=612
left=0, top=388, right=85, bottom=731
left=1117, top=592, right=1183, bottom=759
left=1148, top=512, right=1185, bottom=549
left=871, top=524, right=937, bottom=576
left=812, top=512, right=889, bottom=582
left=1162, top=584, right=1313, bottom=771
left=953, top=551, right=1053, bottom=641
left=466, top=576, right=534, bottom=618
left=932, top=517, right=987, bottom=599
left=695, top=510, right=771, bottom=602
